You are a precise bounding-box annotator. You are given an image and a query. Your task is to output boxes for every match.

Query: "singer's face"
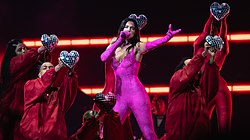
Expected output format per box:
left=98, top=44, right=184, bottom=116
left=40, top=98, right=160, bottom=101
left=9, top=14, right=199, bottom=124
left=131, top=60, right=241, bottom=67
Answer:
left=123, top=21, right=136, bottom=39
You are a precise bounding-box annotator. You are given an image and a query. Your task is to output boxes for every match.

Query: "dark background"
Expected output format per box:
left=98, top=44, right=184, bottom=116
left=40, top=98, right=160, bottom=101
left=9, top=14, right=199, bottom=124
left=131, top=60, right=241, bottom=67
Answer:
left=0, top=0, right=250, bottom=138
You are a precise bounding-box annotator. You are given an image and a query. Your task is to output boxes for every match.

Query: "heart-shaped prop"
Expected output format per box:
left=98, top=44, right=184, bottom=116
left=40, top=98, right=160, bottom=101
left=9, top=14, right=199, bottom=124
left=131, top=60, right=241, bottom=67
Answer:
left=128, top=14, right=147, bottom=30
left=93, top=92, right=116, bottom=113
left=210, top=2, right=230, bottom=21
left=59, top=50, right=79, bottom=69
left=205, top=35, right=224, bottom=51
left=41, top=34, right=59, bottom=51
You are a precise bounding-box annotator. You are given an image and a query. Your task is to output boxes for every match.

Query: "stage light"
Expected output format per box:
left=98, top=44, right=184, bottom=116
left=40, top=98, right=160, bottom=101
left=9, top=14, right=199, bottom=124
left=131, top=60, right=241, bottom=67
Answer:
left=20, top=33, right=250, bottom=95
left=23, top=33, right=250, bottom=48
left=80, top=84, right=250, bottom=95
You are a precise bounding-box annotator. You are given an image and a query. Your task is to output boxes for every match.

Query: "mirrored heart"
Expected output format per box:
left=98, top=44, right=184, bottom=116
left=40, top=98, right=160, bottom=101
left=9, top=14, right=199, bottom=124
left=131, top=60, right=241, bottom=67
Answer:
left=41, top=34, right=59, bottom=51
left=210, top=2, right=230, bottom=21
left=59, top=50, right=80, bottom=69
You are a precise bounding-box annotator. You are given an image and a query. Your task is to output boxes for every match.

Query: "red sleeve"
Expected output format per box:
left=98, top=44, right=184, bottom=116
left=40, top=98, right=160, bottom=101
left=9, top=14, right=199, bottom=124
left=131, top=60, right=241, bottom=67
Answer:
left=103, top=112, right=123, bottom=140
left=215, top=19, right=229, bottom=70
left=93, top=60, right=115, bottom=111
left=200, top=62, right=220, bottom=103
left=59, top=71, right=78, bottom=113
left=10, top=48, right=40, bottom=82
left=102, top=60, right=115, bottom=94
left=170, top=54, right=205, bottom=94
left=193, top=14, right=214, bottom=56
left=24, top=69, right=57, bottom=107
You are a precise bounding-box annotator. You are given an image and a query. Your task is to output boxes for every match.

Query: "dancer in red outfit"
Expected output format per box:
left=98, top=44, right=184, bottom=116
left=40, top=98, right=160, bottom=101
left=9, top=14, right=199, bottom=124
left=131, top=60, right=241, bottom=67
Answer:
left=193, top=11, right=231, bottom=136
left=165, top=44, right=220, bottom=140
left=70, top=110, right=124, bottom=140
left=70, top=93, right=125, bottom=140
left=20, top=60, right=78, bottom=140
left=0, top=39, right=52, bottom=140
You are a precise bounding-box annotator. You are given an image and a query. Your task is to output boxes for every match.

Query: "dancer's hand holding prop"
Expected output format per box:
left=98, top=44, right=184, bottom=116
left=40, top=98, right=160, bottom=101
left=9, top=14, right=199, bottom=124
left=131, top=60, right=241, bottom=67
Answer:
left=205, top=35, right=224, bottom=51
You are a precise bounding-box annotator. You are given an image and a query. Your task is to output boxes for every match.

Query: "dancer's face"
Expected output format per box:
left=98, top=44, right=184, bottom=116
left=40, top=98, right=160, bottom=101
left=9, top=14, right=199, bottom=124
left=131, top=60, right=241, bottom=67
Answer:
left=123, top=21, right=136, bottom=39
left=156, top=99, right=166, bottom=115
left=15, top=43, right=27, bottom=56
left=38, top=62, right=54, bottom=78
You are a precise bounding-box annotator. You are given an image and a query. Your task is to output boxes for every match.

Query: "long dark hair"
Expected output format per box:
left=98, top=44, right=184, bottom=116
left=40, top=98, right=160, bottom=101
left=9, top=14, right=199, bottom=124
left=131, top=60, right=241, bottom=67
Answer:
left=117, top=18, right=140, bottom=52
left=0, top=39, right=23, bottom=95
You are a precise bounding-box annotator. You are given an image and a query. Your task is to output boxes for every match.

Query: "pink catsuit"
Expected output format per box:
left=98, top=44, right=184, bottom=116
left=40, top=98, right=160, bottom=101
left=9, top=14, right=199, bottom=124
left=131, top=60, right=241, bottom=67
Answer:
left=193, top=13, right=232, bottom=135
left=101, top=47, right=158, bottom=140
left=112, top=48, right=157, bottom=139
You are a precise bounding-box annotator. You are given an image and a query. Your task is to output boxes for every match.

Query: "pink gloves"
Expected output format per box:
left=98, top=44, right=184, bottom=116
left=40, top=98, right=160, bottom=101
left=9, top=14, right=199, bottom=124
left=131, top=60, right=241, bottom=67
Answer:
left=100, top=31, right=130, bottom=62
left=145, top=24, right=181, bottom=52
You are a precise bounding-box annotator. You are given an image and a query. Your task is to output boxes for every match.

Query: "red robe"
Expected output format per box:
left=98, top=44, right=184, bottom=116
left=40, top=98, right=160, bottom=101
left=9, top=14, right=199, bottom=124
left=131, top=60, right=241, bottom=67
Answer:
left=193, top=14, right=232, bottom=134
left=0, top=48, right=47, bottom=140
left=20, top=68, right=78, bottom=140
left=193, top=14, right=229, bottom=70
left=165, top=54, right=219, bottom=140
left=0, top=48, right=42, bottom=116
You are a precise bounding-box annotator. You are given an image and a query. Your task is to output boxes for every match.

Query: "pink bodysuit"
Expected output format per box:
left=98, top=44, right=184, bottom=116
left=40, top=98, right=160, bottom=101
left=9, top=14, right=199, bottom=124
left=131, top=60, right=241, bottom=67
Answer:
left=111, top=48, right=157, bottom=140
